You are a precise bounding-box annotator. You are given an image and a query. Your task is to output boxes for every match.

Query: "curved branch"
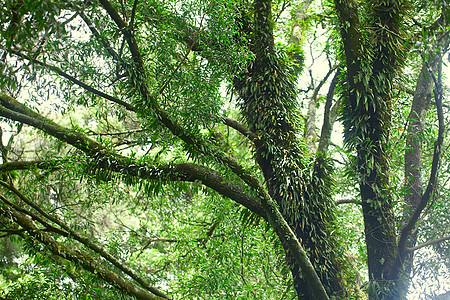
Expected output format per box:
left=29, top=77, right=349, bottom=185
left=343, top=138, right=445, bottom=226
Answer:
left=98, top=0, right=143, bottom=70
left=0, top=94, right=266, bottom=218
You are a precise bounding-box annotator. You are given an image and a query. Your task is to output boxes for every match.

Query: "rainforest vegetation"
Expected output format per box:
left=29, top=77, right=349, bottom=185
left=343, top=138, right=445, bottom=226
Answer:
left=0, top=0, right=449, bottom=299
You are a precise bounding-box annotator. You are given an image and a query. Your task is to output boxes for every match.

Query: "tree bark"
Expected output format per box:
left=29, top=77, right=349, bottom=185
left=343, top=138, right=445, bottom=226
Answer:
left=396, top=63, right=433, bottom=298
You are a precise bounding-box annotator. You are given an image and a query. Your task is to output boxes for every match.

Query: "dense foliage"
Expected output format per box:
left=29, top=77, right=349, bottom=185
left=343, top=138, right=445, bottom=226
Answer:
left=0, top=0, right=449, bottom=299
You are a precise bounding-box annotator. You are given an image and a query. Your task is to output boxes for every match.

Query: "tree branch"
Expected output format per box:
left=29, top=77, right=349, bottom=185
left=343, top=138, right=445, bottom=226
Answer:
left=317, top=67, right=341, bottom=154
left=0, top=182, right=171, bottom=299
left=222, top=117, right=258, bottom=141
left=0, top=94, right=266, bottom=218
left=406, top=236, right=450, bottom=253
left=77, top=10, right=124, bottom=63
left=398, top=63, right=445, bottom=255
left=0, top=194, right=70, bottom=238
left=0, top=160, right=62, bottom=173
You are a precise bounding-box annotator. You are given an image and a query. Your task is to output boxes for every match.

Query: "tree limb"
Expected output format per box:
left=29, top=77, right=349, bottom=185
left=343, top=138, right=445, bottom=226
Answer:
left=222, top=117, right=258, bottom=141
left=317, top=68, right=341, bottom=154
left=0, top=194, right=71, bottom=238
left=406, top=236, right=450, bottom=253
left=0, top=160, right=62, bottom=173
left=398, top=63, right=445, bottom=255
left=0, top=181, right=171, bottom=299
left=0, top=94, right=266, bottom=218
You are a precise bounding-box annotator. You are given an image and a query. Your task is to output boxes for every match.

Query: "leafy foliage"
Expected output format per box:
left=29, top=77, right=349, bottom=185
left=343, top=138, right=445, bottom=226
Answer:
left=0, top=0, right=449, bottom=299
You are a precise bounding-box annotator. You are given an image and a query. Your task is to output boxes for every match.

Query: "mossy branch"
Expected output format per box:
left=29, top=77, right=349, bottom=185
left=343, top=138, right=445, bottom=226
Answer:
left=0, top=93, right=265, bottom=218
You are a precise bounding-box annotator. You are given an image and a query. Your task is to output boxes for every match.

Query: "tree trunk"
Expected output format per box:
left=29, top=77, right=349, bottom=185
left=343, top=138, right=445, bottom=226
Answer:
left=335, top=0, right=406, bottom=297
left=233, top=1, right=346, bottom=298
left=396, top=63, right=434, bottom=298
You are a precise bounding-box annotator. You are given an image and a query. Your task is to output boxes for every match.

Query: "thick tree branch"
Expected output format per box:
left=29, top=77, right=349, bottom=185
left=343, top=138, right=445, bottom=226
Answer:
left=0, top=160, right=62, bottom=172
left=317, top=68, right=341, bottom=154
left=0, top=94, right=266, bottom=218
left=222, top=117, right=258, bottom=141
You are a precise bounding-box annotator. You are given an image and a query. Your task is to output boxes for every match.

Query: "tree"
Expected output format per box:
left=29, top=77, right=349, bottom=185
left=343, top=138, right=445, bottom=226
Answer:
left=0, top=0, right=449, bottom=299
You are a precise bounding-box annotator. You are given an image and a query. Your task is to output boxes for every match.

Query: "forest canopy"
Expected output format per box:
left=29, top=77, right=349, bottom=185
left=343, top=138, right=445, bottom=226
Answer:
left=0, top=0, right=449, bottom=299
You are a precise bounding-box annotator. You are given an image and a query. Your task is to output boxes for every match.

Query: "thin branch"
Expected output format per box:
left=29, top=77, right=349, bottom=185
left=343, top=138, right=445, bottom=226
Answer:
left=406, top=236, right=450, bottom=253
left=129, top=0, right=139, bottom=30
left=8, top=50, right=135, bottom=111
left=158, top=42, right=194, bottom=95
left=78, top=11, right=124, bottom=64
left=88, top=128, right=145, bottom=136
left=0, top=229, right=25, bottom=237
left=311, top=65, right=338, bottom=102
